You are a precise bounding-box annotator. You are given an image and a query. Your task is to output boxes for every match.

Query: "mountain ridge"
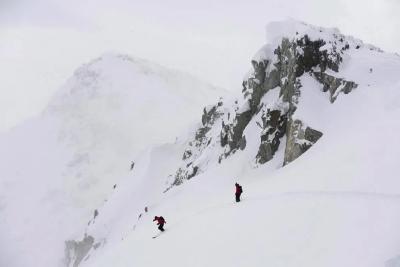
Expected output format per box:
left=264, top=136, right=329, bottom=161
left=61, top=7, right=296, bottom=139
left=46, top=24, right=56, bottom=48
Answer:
left=0, top=53, right=224, bottom=267
left=74, top=20, right=400, bottom=267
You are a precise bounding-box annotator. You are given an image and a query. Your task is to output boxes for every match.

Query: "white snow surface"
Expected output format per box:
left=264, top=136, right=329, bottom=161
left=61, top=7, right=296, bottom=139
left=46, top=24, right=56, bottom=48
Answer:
left=2, top=20, right=400, bottom=267
left=78, top=22, right=400, bottom=267
left=0, top=53, right=223, bottom=267
left=253, top=19, right=382, bottom=63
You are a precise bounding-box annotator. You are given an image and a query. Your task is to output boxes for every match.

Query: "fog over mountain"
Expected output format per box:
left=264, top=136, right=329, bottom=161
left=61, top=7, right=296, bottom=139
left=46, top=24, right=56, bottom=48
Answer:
left=1, top=0, right=399, bottom=131
left=1, top=2, right=400, bottom=267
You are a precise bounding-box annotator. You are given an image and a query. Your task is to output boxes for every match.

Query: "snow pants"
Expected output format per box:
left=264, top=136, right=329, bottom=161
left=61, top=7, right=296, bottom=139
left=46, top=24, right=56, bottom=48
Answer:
left=235, top=193, right=241, bottom=202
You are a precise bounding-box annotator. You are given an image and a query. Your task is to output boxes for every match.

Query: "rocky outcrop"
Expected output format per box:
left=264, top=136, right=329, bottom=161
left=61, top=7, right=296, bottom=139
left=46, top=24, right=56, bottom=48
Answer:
left=313, top=72, right=358, bottom=103
left=254, top=31, right=356, bottom=166
left=65, top=234, right=98, bottom=267
left=284, top=119, right=323, bottom=165
left=295, top=34, right=343, bottom=75
left=173, top=100, right=224, bottom=185
left=256, top=109, right=287, bottom=164
left=220, top=59, right=270, bottom=158
left=220, top=109, right=252, bottom=156
left=169, top=21, right=360, bottom=186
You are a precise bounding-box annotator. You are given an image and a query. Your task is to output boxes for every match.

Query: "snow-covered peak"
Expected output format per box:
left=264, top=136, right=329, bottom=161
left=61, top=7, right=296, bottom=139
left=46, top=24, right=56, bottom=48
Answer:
left=253, top=19, right=382, bottom=62
left=42, top=52, right=225, bottom=208
left=157, top=19, right=400, bottom=191
left=49, top=52, right=220, bottom=110
left=0, top=52, right=225, bottom=267
left=266, top=19, right=341, bottom=43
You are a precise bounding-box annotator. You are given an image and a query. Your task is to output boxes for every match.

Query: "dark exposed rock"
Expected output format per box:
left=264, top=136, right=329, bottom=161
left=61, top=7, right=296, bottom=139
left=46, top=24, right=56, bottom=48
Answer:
left=182, top=149, right=192, bottom=160
left=296, top=37, right=326, bottom=75
left=275, top=38, right=300, bottom=104
left=220, top=110, right=250, bottom=157
left=305, top=127, right=323, bottom=143
left=256, top=142, right=274, bottom=164
left=217, top=35, right=334, bottom=167
left=201, top=106, right=217, bottom=126
left=249, top=60, right=269, bottom=110
left=313, top=72, right=358, bottom=103
left=221, top=58, right=272, bottom=157
left=65, top=234, right=95, bottom=267
left=263, top=68, right=280, bottom=90
left=256, top=109, right=287, bottom=164
left=267, top=110, right=282, bottom=128
left=284, top=119, right=323, bottom=165
left=191, top=101, right=224, bottom=152
left=173, top=164, right=199, bottom=185
left=195, top=127, right=211, bottom=143
left=220, top=121, right=229, bottom=147
left=187, top=166, right=198, bottom=179
left=227, top=110, right=252, bottom=153
left=173, top=100, right=224, bottom=185
left=295, top=35, right=343, bottom=75
left=170, top=29, right=359, bottom=185
left=239, top=135, right=247, bottom=150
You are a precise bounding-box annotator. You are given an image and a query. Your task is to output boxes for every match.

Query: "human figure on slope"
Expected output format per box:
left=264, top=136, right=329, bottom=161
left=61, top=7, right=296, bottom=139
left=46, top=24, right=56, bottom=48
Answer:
left=130, top=161, right=135, bottom=170
left=153, top=216, right=166, bottom=232
left=235, top=183, right=243, bottom=202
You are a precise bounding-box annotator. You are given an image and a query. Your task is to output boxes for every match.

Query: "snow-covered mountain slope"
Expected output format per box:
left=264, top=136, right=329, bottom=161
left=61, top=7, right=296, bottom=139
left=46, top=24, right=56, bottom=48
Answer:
left=0, top=54, right=223, bottom=267
left=76, top=20, right=400, bottom=267
left=169, top=19, right=396, bottom=186
left=47, top=53, right=223, bottom=206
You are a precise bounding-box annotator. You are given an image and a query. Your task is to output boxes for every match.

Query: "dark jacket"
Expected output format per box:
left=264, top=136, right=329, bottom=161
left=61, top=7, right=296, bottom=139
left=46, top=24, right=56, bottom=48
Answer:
left=235, top=184, right=243, bottom=195
left=153, top=216, right=166, bottom=225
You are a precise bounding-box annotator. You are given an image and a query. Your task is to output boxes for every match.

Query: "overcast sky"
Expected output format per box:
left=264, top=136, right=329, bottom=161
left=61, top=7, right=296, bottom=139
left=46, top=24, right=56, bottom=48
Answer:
left=1, top=0, right=399, bottom=132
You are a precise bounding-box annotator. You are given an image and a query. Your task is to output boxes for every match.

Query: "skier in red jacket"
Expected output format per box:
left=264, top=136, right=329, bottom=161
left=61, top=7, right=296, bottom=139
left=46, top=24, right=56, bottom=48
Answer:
left=235, top=183, right=243, bottom=202
left=153, top=216, right=166, bottom=232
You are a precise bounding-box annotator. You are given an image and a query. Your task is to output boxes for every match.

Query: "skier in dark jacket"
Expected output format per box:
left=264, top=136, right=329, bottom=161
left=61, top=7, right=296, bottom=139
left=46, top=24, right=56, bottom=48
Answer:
left=153, top=216, right=166, bottom=232
left=235, top=183, right=243, bottom=202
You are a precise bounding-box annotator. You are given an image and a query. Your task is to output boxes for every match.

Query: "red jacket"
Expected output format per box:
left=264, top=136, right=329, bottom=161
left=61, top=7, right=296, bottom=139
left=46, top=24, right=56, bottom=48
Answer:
left=153, top=216, right=166, bottom=225
left=235, top=184, right=242, bottom=194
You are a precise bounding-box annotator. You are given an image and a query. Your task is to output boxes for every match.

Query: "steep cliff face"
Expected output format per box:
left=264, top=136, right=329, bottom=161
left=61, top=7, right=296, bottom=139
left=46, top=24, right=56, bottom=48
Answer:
left=171, top=20, right=379, bottom=185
